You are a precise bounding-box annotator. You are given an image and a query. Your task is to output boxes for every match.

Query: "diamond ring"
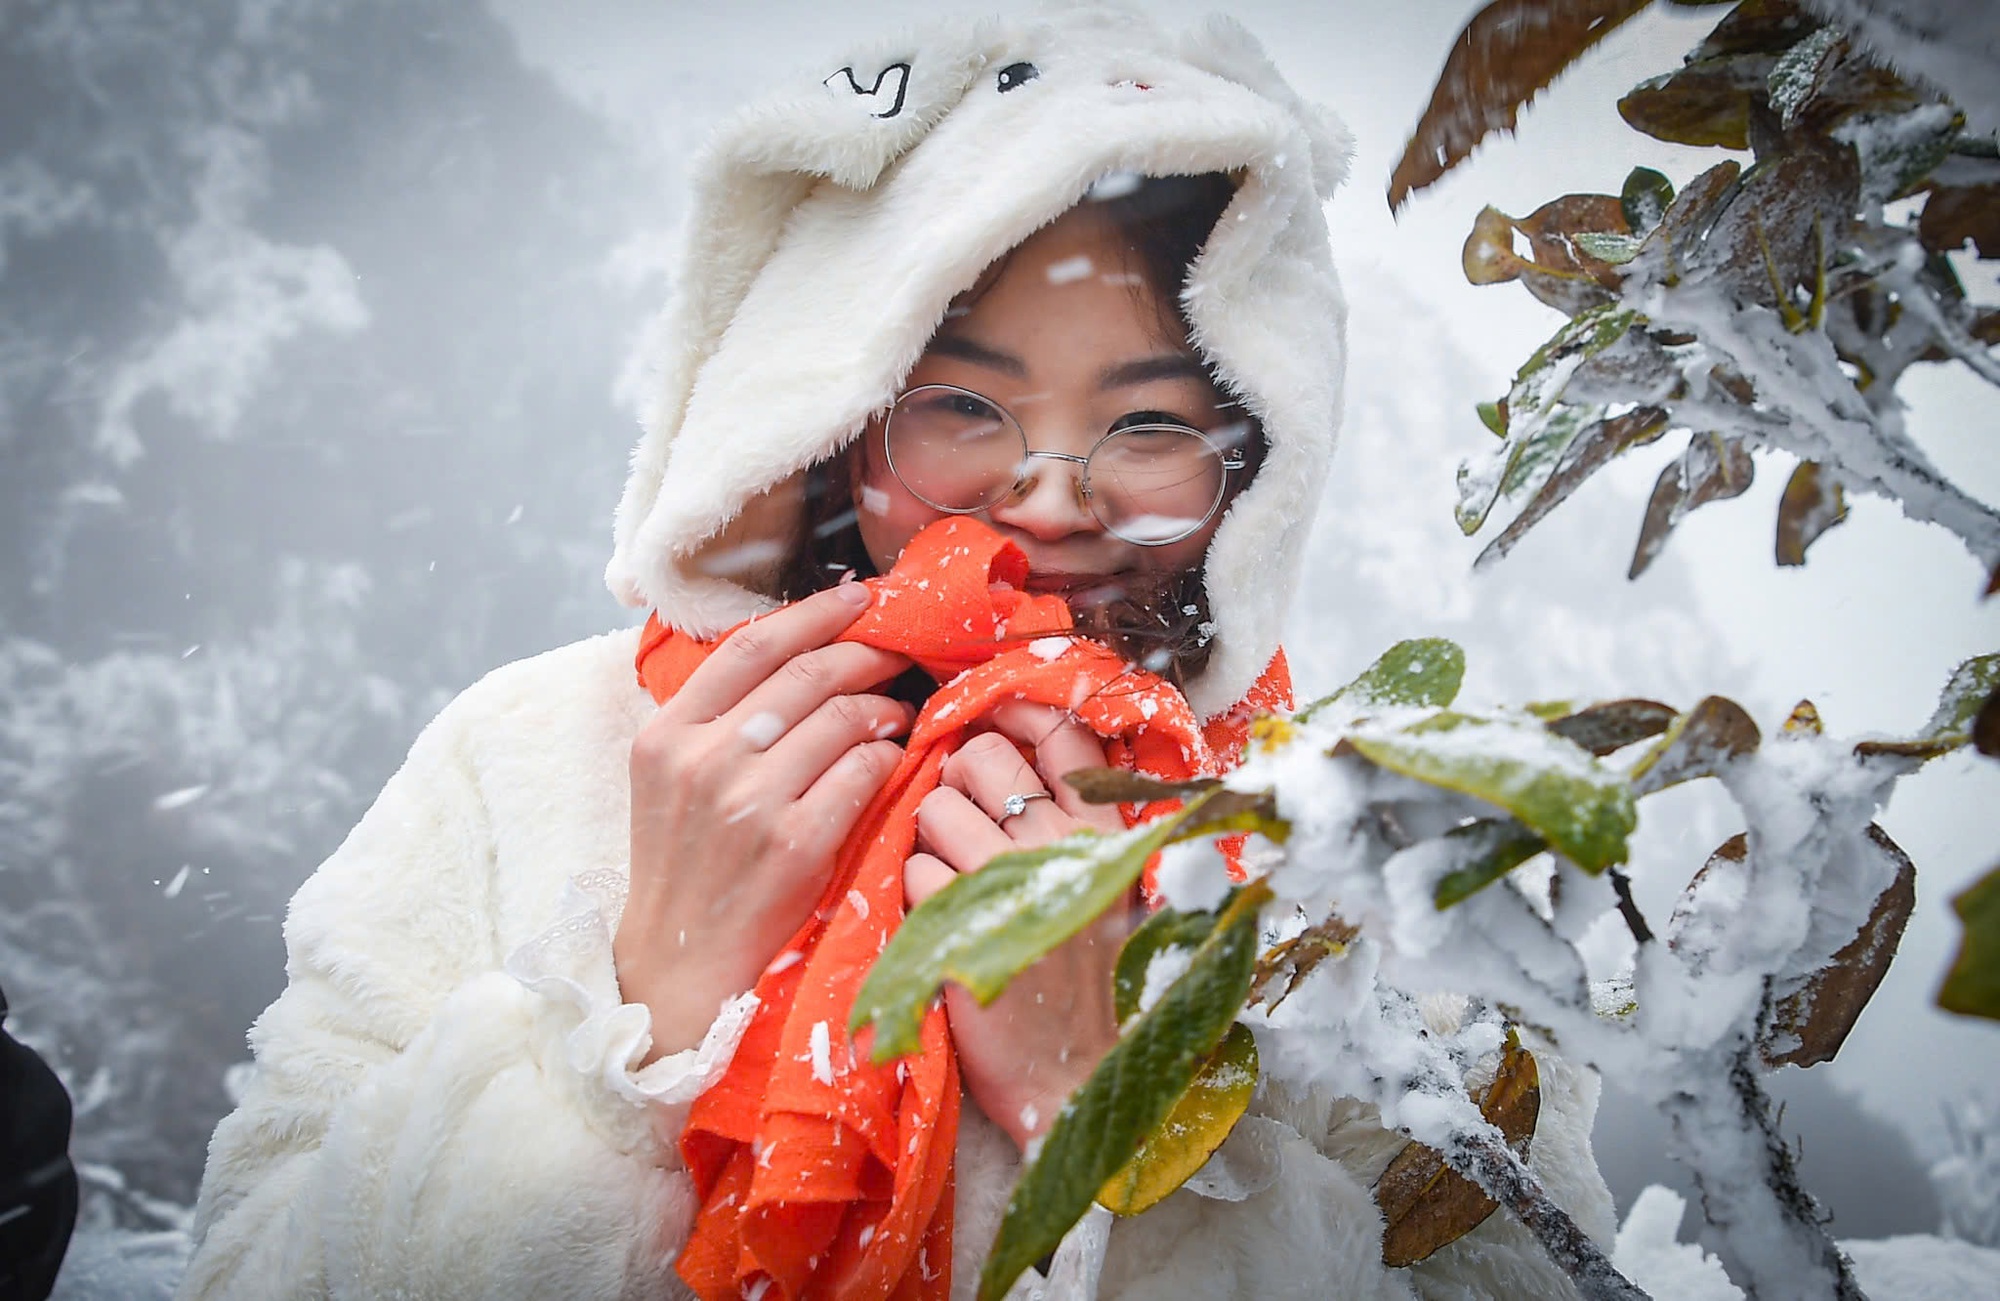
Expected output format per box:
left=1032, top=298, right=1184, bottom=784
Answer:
left=999, top=791, right=1054, bottom=822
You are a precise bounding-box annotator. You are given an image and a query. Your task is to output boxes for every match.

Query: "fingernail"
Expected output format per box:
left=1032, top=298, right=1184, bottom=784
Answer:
left=836, top=581, right=872, bottom=607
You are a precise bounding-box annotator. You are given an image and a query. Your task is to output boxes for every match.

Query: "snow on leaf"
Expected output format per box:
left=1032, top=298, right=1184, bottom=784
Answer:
left=854, top=790, right=1277, bottom=1060
left=1768, top=27, right=1844, bottom=129
left=1474, top=405, right=1671, bottom=569
left=1431, top=818, right=1551, bottom=910
left=1854, top=651, right=2000, bottom=760
left=1376, top=1036, right=1540, bottom=1267
left=1763, top=824, right=1916, bottom=1067
left=1347, top=710, right=1637, bottom=873
left=1457, top=306, right=1636, bottom=536
left=1628, top=696, right=1762, bottom=797
left=1620, top=166, right=1675, bottom=234
left=979, top=882, right=1265, bottom=1301
left=1247, top=912, right=1360, bottom=1010
left=1938, top=864, right=2000, bottom=1021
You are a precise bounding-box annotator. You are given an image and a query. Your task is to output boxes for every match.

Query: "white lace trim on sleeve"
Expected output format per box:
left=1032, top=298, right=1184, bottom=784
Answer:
left=504, top=868, right=757, bottom=1106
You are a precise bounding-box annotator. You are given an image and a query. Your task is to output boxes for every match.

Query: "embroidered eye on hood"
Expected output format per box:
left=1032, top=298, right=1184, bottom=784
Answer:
left=607, top=7, right=1353, bottom=721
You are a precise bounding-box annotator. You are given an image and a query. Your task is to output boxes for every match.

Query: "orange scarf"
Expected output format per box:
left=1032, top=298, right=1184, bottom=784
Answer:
left=637, top=518, right=1289, bottom=1301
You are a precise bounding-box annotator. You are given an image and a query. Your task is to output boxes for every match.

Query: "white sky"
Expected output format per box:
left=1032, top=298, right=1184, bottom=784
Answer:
left=489, top=0, right=2000, bottom=1144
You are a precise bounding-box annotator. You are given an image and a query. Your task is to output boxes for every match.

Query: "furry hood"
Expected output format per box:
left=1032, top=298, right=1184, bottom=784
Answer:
left=607, top=5, right=1351, bottom=719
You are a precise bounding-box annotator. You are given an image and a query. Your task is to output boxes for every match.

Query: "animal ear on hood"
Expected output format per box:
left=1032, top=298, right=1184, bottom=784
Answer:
left=608, top=6, right=1351, bottom=721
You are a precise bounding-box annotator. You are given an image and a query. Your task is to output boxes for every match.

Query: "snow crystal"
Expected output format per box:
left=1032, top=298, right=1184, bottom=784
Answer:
left=860, top=484, right=891, bottom=516
left=1028, top=636, right=1071, bottom=662
left=846, top=887, right=869, bottom=920
left=1086, top=170, right=1143, bottom=201
left=152, top=785, right=209, bottom=811
left=764, top=949, right=802, bottom=977
left=739, top=711, right=785, bottom=748
left=1138, top=944, right=1194, bottom=1015
left=162, top=865, right=191, bottom=899
left=1045, top=255, right=1093, bottom=285
left=1018, top=1102, right=1039, bottom=1133
left=809, top=1020, right=833, bottom=1084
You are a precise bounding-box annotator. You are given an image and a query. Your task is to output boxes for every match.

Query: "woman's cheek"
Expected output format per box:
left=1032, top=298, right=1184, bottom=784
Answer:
left=854, top=472, right=947, bottom=574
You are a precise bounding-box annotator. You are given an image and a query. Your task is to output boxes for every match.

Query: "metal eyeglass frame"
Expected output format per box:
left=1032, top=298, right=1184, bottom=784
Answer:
left=881, top=382, right=1249, bottom=546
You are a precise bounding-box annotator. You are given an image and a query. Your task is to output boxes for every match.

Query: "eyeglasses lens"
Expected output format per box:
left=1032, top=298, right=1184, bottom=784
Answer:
left=885, top=387, right=1025, bottom=512
left=1090, top=427, right=1227, bottom=544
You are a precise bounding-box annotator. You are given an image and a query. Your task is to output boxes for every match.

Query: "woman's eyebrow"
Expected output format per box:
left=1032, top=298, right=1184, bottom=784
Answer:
left=1098, top=353, right=1205, bottom=388
left=927, top=334, right=1027, bottom=378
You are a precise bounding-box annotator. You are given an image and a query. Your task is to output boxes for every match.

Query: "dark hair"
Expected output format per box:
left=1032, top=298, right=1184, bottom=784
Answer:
left=777, top=171, right=1255, bottom=692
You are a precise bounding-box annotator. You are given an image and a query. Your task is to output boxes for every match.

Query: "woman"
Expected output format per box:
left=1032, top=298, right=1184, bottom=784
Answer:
left=181, top=10, right=1614, bottom=1300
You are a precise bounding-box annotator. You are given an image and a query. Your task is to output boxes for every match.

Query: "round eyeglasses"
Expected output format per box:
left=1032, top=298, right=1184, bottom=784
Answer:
left=881, top=384, right=1249, bottom=546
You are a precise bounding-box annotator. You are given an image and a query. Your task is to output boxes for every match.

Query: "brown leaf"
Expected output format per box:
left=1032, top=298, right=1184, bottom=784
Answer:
left=1476, top=406, right=1670, bottom=567
left=1783, top=700, right=1824, bottom=735
left=1064, top=769, right=1219, bottom=804
left=1762, top=824, right=1916, bottom=1066
left=1630, top=696, right=1763, bottom=796
left=1462, top=195, right=1633, bottom=313
left=1377, top=1038, right=1541, bottom=1267
left=1631, top=159, right=1743, bottom=283
left=1630, top=432, right=1757, bottom=579
left=1390, top=0, right=1655, bottom=212
left=1920, top=185, right=2000, bottom=259
left=1697, top=141, right=1860, bottom=314
left=1689, top=0, right=1819, bottom=61
left=1619, top=52, right=1771, bottom=149
left=1248, top=914, right=1360, bottom=1011
left=1544, top=699, right=1680, bottom=755
left=1776, top=460, right=1849, bottom=566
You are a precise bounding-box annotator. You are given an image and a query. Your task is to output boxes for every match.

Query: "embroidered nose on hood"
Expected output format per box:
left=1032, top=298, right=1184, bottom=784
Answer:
left=607, top=4, right=1352, bottom=721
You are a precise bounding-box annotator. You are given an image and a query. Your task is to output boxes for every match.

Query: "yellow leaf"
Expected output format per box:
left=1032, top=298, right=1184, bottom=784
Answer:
left=1098, top=1023, right=1260, bottom=1216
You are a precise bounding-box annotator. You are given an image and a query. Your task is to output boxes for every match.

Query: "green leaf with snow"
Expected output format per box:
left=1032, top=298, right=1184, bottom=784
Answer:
left=1113, top=905, right=1215, bottom=1024
left=980, top=882, right=1266, bottom=1300
left=1620, top=166, right=1675, bottom=233
left=855, top=789, right=1277, bottom=1059
left=1938, top=865, right=2000, bottom=1022
left=1573, top=231, right=1643, bottom=264
left=1347, top=711, right=1637, bottom=873
left=1855, top=653, right=2000, bottom=761
left=1433, top=818, right=1550, bottom=909
left=1298, top=638, right=1465, bottom=722
left=1457, top=306, right=1636, bottom=534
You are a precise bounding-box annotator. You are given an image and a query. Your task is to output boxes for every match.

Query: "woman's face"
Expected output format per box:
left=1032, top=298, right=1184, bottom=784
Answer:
left=852, top=204, right=1240, bottom=601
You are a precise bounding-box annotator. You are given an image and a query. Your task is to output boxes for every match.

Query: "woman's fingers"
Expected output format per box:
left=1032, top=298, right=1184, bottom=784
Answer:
left=663, top=583, right=882, bottom=724
left=761, top=693, right=913, bottom=802
left=939, top=732, right=1071, bottom=842
left=904, top=852, right=957, bottom=908
left=915, top=786, right=1017, bottom=871
left=721, top=640, right=911, bottom=749
left=792, top=738, right=904, bottom=859
left=984, top=702, right=1123, bottom=832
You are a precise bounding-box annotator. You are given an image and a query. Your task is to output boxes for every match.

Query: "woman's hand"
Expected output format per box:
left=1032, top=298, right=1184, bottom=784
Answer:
left=617, top=582, right=912, bottom=1060
left=905, top=703, right=1135, bottom=1151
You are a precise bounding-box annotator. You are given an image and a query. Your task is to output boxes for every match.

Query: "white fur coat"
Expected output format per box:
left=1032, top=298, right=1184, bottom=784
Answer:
left=182, top=8, right=1616, bottom=1298
left=179, top=630, right=1616, bottom=1301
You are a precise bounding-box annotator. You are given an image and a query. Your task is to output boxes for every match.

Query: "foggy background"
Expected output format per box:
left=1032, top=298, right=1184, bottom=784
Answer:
left=2, top=0, right=1995, bottom=1280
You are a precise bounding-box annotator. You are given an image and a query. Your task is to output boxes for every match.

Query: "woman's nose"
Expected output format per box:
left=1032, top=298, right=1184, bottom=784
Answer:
left=985, top=456, right=1098, bottom=541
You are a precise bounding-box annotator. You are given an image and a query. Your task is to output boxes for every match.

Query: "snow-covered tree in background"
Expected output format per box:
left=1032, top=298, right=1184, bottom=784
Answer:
left=0, top=0, right=653, bottom=1231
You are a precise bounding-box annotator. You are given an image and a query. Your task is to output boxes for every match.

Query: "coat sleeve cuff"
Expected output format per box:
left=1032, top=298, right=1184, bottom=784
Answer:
left=503, top=868, right=757, bottom=1108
